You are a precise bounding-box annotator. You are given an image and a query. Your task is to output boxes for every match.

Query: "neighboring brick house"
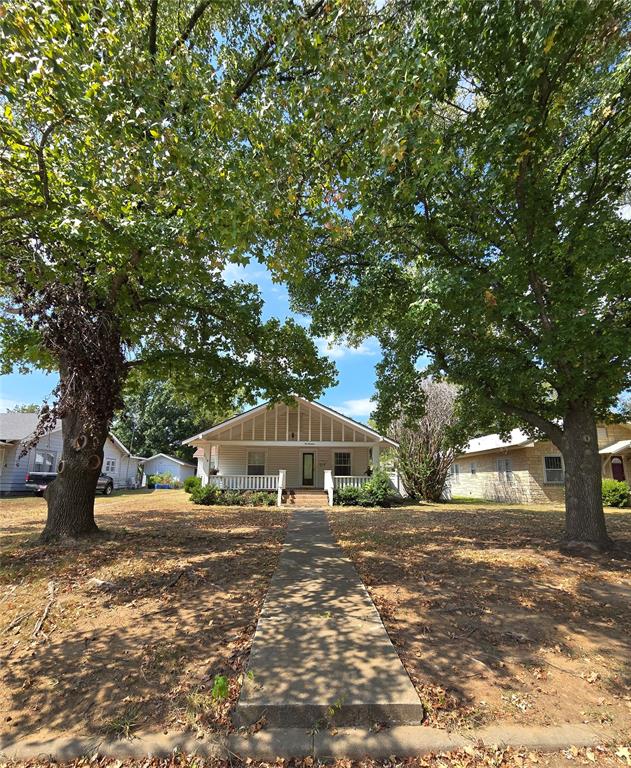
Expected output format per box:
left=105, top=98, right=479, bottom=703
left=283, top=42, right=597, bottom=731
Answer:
left=448, top=423, right=631, bottom=504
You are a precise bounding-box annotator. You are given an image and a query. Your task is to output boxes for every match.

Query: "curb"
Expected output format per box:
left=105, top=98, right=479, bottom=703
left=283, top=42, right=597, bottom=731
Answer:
left=0, top=723, right=611, bottom=761
left=0, top=732, right=226, bottom=761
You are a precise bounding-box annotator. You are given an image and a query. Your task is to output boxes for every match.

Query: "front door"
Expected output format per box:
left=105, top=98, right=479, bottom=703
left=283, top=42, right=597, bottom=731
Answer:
left=612, top=456, right=626, bottom=481
left=302, top=452, right=314, bottom=486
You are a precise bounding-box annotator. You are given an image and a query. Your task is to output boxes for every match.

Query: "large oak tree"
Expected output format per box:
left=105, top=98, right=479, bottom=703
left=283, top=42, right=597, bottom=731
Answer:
left=255, top=0, right=631, bottom=550
left=0, top=0, right=335, bottom=541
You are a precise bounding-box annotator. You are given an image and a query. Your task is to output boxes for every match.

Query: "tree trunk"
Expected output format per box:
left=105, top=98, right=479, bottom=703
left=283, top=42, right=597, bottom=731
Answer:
left=560, top=403, right=612, bottom=553
left=41, top=409, right=107, bottom=542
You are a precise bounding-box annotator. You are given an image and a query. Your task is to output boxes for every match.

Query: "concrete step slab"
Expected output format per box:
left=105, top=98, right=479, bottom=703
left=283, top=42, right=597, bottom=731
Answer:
left=0, top=723, right=610, bottom=762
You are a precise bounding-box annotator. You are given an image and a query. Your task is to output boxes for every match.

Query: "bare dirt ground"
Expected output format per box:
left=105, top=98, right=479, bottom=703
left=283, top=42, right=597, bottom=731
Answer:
left=328, top=503, right=631, bottom=739
left=0, top=491, right=289, bottom=742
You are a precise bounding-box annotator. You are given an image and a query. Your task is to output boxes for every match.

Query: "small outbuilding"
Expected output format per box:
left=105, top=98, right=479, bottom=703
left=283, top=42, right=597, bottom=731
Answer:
left=142, top=453, right=196, bottom=486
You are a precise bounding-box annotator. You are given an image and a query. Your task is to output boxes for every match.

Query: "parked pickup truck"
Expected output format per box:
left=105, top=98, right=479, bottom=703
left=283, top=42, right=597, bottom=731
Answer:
left=25, top=471, right=115, bottom=496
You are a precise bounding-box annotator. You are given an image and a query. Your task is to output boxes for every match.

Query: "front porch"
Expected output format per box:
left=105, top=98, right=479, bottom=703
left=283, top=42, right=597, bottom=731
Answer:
left=183, top=397, right=399, bottom=507
left=205, top=468, right=375, bottom=506
left=600, top=439, right=631, bottom=483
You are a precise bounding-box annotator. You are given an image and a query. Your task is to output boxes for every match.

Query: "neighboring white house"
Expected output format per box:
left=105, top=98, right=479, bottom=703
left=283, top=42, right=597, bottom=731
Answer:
left=0, top=412, right=144, bottom=494
left=183, top=397, right=398, bottom=506
left=142, top=453, right=196, bottom=485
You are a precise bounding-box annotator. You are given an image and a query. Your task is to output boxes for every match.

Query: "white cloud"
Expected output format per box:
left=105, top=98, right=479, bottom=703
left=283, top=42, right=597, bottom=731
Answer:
left=331, top=397, right=374, bottom=418
left=0, top=397, right=21, bottom=412
left=316, top=336, right=378, bottom=360
left=221, top=261, right=268, bottom=284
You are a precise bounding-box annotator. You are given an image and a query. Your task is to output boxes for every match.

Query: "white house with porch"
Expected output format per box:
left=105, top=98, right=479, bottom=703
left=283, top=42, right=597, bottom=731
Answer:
left=183, top=397, right=398, bottom=506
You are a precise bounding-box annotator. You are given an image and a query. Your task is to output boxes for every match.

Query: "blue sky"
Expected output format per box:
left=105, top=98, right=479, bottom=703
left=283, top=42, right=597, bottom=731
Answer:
left=0, top=261, right=382, bottom=422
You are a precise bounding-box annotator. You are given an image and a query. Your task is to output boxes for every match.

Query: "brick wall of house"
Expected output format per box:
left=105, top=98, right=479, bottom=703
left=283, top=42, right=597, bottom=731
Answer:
left=450, top=423, right=631, bottom=504
left=449, top=448, right=534, bottom=503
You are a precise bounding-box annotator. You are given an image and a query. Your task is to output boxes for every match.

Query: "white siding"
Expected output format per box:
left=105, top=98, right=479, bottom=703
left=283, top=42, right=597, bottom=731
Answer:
left=0, top=431, right=136, bottom=493
left=0, top=429, right=64, bottom=494
left=216, top=445, right=371, bottom=489
left=116, top=456, right=143, bottom=489
left=0, top=444, right=27, bottom=494
left=143, top=456, right=195, bottom=483
left=217, top=444, right=248, bottom=476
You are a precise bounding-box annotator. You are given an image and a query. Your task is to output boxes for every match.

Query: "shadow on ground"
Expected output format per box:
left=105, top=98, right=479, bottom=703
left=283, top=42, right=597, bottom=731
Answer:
left=0, top=500, right=288, bottom=742
left=329, top=506, right=631, bottom=732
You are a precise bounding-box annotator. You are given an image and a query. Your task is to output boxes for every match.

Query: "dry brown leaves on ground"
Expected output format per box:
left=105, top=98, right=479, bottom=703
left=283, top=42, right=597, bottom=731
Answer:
left=2, top=743, right=631, bottom=767
left=0, top=491, right=289, bottom=742
left=328, top=504, right=631, bottom=734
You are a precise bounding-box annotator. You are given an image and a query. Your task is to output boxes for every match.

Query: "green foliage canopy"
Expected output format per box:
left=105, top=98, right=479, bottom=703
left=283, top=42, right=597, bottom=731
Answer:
left=255, top=0, right=631, bottom=441
left=0, top=0, right=335, bottom=429
left=112, top=379, right=231, bottom=462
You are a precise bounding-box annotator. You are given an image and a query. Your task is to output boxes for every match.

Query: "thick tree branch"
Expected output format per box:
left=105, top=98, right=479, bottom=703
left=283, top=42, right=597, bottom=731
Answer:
left=431, top=342, right=565, bottom=447
left=109, top=249, right=143, bottom=303
left=36, top=122, right=58, bottom=207
left=148, top=0, right=159, bottom=59
left=527, top=269, right=554, bottom=333
left=493, top=398, right=565, bottom=447
left=234, top=38, right=275, bottom=100
left=233, top=0, right=328, bottom=101
left=170, top=0, right=214, bottom=55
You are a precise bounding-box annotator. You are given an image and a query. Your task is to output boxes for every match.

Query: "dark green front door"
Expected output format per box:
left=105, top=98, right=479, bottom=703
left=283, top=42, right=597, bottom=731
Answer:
left=302, top=452, right=314, bottom=486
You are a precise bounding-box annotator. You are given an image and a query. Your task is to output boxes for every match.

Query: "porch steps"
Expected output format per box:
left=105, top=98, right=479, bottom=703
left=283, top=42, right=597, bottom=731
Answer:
left=284, top=489, right=328, bottom=508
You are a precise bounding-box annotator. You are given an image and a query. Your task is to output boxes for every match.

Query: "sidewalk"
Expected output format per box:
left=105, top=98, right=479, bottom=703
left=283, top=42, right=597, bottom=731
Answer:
left=235, top=509, right=424, bottom=728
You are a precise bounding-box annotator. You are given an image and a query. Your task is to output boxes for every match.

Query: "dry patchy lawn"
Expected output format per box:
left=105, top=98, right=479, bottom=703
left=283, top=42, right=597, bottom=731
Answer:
left=0, top=490, right=289, bottom=742
left=328, top=503, right=631, bottom=737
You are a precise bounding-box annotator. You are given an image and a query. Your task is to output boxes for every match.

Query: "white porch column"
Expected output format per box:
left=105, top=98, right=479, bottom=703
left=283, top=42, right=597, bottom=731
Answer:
left=324, top=469, right=334, bottom=506
left=277, top=469, right=287, bottom=507
left=372, top=444, right=380, bottom=471
left=199, top=444, right=210, bottom=485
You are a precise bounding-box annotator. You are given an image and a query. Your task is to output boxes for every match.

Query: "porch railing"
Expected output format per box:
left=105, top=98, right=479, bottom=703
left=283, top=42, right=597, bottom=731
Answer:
left=208, top=474, right=279, bottom=491
left=333, top=475, right=370, bottom=489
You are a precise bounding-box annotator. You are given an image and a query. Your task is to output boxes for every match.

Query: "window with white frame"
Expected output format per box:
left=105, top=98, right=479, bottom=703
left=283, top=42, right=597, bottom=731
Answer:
left=543, top=455, right=564, bottom=484
left=497, top=457, right=513, bottom=481
left=450, top=463, right=461, bottom=481
left=104, top=457, right=117, bottom=474
left=334, top=452, right=351, bottom=476
left=470, top=462, right=477, bottom=475
left=34, top=450, right=56, bottom=473
left=247, top=450, right=265, bottom=475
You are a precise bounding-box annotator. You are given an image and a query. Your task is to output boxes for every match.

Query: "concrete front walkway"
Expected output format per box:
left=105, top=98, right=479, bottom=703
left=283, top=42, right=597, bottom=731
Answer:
left=235, top=509, right=423, bottom=728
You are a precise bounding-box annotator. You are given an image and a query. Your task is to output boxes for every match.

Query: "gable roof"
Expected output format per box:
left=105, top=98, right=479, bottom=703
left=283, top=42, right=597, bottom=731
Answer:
left=0, top=411, right=139, bottom=457
left=183, top=396, right=398, bottom=446
left=461, top=422, right=631, bottom=457
left=0, top=412, right=39, bottom=441
left=144, top=452, right=196, bottom=467
left=460, top=429, right=535, bottom=456
left=107, top=432, right=144, bottom=458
